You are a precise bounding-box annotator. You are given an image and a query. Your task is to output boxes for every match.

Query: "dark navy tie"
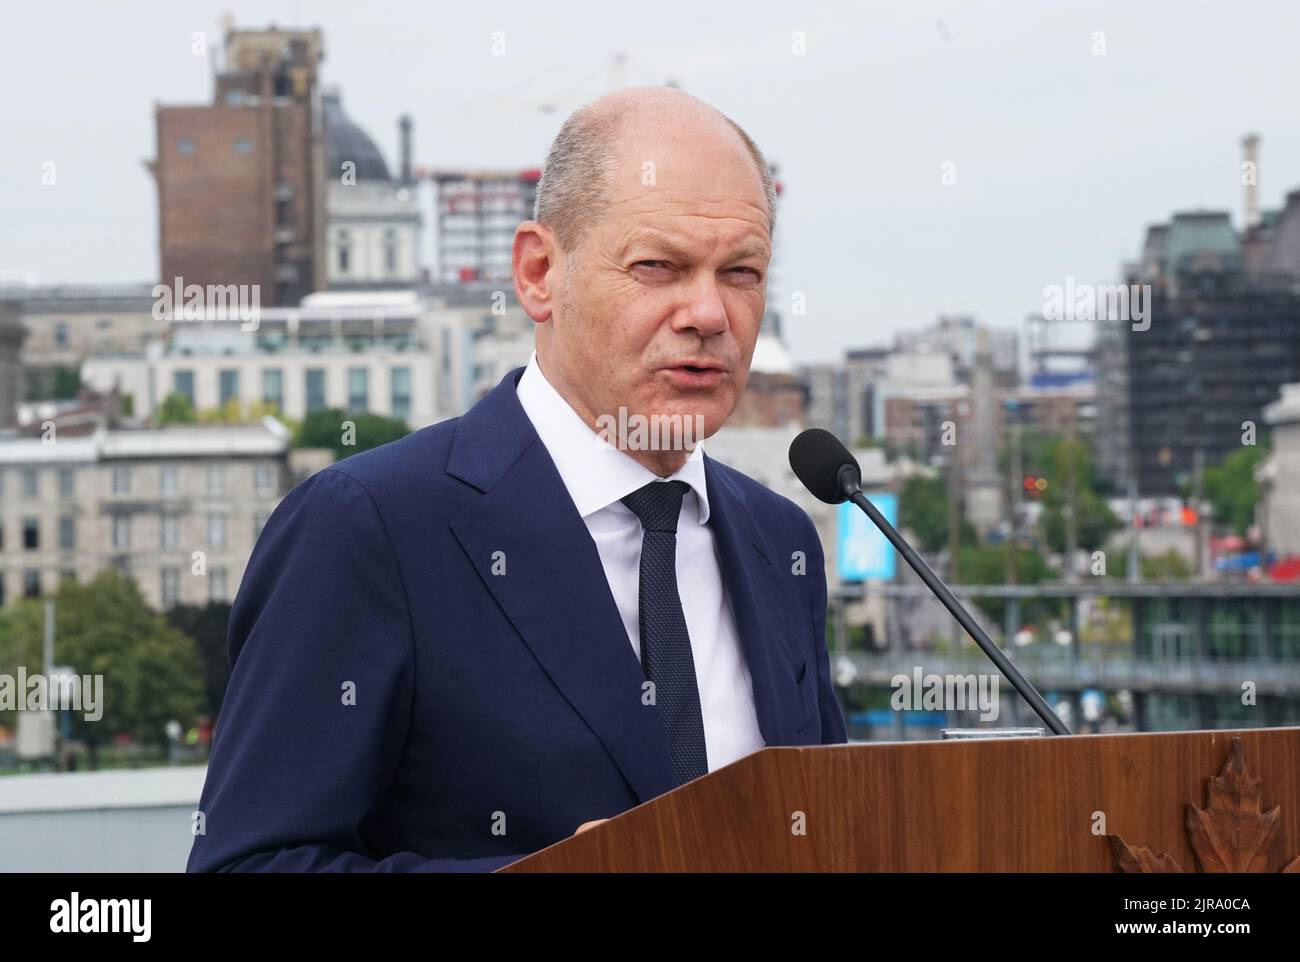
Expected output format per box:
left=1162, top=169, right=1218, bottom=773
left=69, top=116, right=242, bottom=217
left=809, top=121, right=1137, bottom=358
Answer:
left=620, top=479, right=709, bottom=786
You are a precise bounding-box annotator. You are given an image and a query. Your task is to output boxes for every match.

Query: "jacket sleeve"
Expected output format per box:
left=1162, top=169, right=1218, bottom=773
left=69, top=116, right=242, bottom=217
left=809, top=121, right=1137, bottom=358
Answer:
left=186, top=467, right=528, bottom=873
left=803, top=512, right=849, bottom=745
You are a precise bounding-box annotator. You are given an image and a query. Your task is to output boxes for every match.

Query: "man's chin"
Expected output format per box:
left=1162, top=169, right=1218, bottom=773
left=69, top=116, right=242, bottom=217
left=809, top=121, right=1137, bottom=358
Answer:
left=599, top=395, right=732, bottom=452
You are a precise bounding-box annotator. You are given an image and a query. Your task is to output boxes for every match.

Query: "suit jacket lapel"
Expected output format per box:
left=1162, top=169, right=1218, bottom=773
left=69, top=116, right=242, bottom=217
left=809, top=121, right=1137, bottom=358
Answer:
left=703, top=452, right=808, bottom=747
left=446, top=369, right=678, bottom=804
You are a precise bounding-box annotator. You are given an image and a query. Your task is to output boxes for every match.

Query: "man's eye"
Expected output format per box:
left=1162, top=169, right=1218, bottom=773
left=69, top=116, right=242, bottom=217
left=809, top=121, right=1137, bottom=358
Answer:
left=728, top=267, right=763, bottom=281
left=634, top=261, right=671, bottom=271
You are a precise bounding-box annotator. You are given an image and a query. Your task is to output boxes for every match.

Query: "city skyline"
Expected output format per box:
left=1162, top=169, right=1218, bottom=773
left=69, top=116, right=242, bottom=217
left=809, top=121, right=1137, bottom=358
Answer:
left=3, top=0, right=1299, bottom=362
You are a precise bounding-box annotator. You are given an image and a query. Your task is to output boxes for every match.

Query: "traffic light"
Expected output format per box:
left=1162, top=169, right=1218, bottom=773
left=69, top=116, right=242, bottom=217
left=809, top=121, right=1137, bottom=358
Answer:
left=1023, top=476, right=1049, bottom=497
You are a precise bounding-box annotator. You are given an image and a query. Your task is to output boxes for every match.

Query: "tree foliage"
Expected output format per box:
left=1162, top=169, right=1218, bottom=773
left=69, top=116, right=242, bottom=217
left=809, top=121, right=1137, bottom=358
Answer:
left=295, top=407, right=411, bottom=461
left=1203, top=444, right=1268, bottom=535
left=0, top=571, right=204, bottom=763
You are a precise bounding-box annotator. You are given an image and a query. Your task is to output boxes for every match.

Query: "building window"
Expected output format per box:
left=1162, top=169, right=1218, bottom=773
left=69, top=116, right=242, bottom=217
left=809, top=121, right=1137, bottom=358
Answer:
left=58, top=467, right=75, bottom=498
left=391, top=366, right=411, bottom=420
left=0, top=574, right=5, bottom=606
left=54, top=322, right=69, bottom=347
left=219, top=369, right=240, bottom=407
left=262, top=368, right=283, bottom=410
left=233, top=137, right=253, bottom=155
left=306, top=368, right=327, bottom=412
left=383, top=229, right=398, bottom=275
left=161, top=568, right=181, bottom=607
left=337, top=230, right=351, bottom=273
left=208, top=514, right=227, bottom=549
left=111, top=466, right=131, bottom=494
left=23, top=468, right=38, bottom=498
left=161, top=515, right=180, bottom=549
left=160, top=465, right=179, bottom=496
left=58, top=516, right=76, bottom=551
left=347, top=367, right=369, bottom=412
left=24, top=570, right=41, bottom=599
left=59, top=569, right=76, bottom=584
left=178, top=137, right=195, bottom=156
left=254, top=464, right=275, bottom=496
left=174, top=369, right=195, bottom=406
left=210, top=567, right=229, bottom=603
left=113, top=516, right=131, bottom=549
left=23, top=518, right=39, bottom=550
left=207, top=464, right=225, bottom=495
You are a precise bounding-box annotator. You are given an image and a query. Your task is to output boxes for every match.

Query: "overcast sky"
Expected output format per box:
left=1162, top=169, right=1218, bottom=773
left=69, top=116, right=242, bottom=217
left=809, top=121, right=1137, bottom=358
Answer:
left=2, top=0, right=1298, bottom=362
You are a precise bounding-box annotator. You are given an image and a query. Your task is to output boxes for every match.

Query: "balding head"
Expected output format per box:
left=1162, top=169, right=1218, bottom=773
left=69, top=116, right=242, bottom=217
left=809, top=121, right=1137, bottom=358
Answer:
left=534, top=87, right=776, bottom=256
left=512, top=85, right=774, bottom=476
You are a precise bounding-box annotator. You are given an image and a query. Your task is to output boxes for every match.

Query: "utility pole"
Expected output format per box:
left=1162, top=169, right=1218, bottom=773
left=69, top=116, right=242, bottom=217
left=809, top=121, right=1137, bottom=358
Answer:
left=1126, top=470, right=1141, bottom=583
left=1007, top=402, right=1022, bottom=586
left=1064, top=431, right=1079, bottom=584
left=948, top=447, right=961, bottom=583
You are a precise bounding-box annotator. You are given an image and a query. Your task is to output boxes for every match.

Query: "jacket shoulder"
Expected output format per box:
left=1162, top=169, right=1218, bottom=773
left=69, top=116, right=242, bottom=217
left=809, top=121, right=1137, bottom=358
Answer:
left=320, top=417, right=460, bottom=494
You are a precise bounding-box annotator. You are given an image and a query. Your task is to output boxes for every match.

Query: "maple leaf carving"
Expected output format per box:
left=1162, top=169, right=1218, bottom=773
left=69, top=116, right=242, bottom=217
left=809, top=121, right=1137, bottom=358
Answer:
left=1106, top=736, right=1299, bottom=874
left=1184, top=737, right=1279, bottom=871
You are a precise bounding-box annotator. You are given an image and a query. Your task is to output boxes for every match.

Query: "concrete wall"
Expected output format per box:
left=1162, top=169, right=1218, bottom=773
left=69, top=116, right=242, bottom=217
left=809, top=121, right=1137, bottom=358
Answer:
left=0, top=766, right=206, bottom=872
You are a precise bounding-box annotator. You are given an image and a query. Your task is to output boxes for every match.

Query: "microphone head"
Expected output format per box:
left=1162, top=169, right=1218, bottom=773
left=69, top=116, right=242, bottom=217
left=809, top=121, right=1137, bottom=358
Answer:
left=789, top=428, right=861, bottom=504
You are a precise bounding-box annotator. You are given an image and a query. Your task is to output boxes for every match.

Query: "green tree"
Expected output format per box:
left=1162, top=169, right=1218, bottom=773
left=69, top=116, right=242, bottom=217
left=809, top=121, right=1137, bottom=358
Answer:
left=957, top=542, right=1059, bottom=627
left=166, top=602, right=233, bottom=724
left=195, top=398, right=281, bottom=425
left=899, top=475, right=976, bottom=553
left=0, top=571, right=204, bottom=767
left=1141, top=549, right=1194, bottom=580
left=52, top=366, right=82, bottom=400
left=297, top=408, right=411, bottom=461
left=1203, top=445, right=1269, bottom=535
left=1038, top=436, right=1122, bottom=553
left=157, top=391, right=197, bottom=424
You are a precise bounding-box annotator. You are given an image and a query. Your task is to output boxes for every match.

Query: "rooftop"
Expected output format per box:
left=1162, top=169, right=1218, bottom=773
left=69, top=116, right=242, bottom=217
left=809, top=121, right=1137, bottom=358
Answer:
left=0, top=419, right=289, bottom=464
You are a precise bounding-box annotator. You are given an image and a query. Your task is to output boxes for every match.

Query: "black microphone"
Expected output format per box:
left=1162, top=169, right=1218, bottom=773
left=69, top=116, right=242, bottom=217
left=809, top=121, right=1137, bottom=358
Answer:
left=789, top=428, right=1071, bottom=736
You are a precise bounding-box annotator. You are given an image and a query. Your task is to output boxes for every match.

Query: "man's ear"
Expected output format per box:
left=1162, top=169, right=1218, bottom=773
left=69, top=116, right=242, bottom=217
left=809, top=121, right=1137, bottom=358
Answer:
left=513, top=221, right=558, bottom=324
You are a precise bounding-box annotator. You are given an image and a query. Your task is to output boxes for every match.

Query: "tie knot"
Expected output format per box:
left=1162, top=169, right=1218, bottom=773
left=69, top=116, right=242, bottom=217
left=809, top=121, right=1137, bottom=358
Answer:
left=621, top=479, right=690, bottom=533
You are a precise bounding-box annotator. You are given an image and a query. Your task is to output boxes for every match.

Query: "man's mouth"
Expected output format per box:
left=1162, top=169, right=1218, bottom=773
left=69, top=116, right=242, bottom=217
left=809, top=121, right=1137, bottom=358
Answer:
left=663, top=362, right=727, bottom=388
left=672, top=361, right=725, bottom=374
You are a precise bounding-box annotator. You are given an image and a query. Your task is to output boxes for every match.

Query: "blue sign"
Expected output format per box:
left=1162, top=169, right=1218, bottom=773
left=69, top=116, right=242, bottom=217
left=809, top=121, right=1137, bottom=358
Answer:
left=837, top=492, right=898, bottom=582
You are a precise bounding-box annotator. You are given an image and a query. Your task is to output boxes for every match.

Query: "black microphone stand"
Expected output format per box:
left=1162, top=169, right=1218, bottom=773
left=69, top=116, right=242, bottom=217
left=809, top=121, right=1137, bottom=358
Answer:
left=837, top=465, right=1072, bottom=736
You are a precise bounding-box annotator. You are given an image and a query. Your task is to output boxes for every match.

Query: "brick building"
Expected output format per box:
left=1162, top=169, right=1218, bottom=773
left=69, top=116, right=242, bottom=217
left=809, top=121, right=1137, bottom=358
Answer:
left=151, top=28, right=326, bottom=306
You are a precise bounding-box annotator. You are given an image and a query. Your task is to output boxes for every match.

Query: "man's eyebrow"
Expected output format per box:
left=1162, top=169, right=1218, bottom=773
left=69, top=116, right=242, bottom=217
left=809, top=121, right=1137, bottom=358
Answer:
left=622, top=233, right=694, bottom=261
left=728, top=243, right=771, bottom=262
left=622, top=233, right=770, bottom=263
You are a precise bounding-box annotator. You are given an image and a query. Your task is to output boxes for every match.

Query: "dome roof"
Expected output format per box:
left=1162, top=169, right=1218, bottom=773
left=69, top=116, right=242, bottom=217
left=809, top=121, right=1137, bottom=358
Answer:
left=323, top=91, right=391, bottom=183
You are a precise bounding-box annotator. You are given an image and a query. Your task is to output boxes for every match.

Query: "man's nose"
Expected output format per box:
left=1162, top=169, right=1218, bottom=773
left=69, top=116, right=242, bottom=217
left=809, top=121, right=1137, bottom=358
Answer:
left=672, top=273, right=730, bottom=338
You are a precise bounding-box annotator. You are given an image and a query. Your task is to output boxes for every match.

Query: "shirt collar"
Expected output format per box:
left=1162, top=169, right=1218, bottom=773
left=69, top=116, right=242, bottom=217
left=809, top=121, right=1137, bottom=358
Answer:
left=515, top=351, right=710, bottom=525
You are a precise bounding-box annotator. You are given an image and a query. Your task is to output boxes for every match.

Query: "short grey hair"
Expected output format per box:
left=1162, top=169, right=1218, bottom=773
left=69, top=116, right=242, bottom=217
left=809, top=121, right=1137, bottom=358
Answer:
left=532, top=97, right=777, bottom=255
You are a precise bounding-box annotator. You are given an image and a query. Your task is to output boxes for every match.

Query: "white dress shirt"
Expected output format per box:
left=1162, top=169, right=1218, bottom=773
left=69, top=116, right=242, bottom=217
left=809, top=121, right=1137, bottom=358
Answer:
left=515, top=351, right=765, bottom=772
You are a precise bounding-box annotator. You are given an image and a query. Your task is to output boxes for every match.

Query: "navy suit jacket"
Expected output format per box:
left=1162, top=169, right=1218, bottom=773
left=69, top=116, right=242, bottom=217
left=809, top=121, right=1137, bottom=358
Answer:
left=187, top=366, right=847, bottom=872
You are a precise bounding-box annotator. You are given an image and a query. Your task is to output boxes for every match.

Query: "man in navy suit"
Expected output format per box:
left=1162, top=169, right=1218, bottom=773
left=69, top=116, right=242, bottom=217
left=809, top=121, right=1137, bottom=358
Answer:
left=188, top=86, right=847, bottom=873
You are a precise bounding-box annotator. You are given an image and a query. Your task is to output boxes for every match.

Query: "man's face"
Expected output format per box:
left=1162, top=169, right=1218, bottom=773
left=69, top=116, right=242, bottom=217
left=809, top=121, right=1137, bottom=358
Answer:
left=542, top=126, right=771, bottom=443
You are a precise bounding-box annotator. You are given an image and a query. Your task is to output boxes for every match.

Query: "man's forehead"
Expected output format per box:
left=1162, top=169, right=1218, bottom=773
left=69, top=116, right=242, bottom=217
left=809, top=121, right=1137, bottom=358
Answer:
left=608, top=121, right=765, bottom=197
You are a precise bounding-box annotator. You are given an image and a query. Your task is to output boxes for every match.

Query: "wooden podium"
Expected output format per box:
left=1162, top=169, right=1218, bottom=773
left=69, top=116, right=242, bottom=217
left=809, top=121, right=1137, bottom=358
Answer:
left=499, top=727, right=1300, bottom=872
